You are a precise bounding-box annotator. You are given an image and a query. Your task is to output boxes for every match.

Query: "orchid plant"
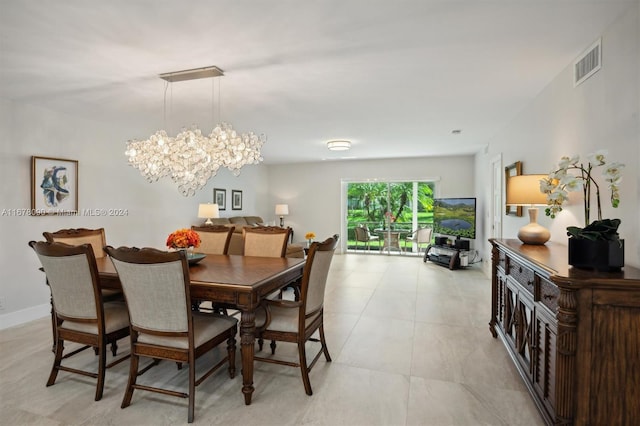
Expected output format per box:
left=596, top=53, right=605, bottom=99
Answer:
left=539, top=150, right=624, bottom=241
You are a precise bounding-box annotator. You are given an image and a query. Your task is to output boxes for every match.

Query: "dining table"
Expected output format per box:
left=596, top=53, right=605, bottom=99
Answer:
left=95, top=253, right=305, bottom=405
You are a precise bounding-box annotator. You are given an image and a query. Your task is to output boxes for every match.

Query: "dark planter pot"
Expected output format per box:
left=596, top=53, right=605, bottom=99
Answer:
left=568, top=238, right=625, bottom=272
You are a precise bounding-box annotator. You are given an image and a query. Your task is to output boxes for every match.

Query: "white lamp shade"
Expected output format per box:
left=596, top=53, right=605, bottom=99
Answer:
left=198, top=203, right=219, bottom=219
left=506, top=174, right=548, bottom=206
left=275, top=204, right=289, bottom=215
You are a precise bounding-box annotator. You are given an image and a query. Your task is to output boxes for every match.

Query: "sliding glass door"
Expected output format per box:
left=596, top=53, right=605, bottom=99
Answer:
left=345, top=180, right=435, bottom=255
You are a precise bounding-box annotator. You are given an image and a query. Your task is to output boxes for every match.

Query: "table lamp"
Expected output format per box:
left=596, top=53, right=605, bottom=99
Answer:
left=506, top=174, right=550, bottom=245
left=198, top=203, right=219, bottom=226
left=275, top=204, right=289, bottom=227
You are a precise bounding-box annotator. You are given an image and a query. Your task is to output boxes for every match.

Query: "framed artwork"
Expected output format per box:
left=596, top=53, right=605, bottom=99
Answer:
left=214, top=188, right=226, bottom=210
left=505, top=161, right=523, bottom=217
left=31, top=156, right=78, bottom=215
left=232, top=190, right=242, bottom=210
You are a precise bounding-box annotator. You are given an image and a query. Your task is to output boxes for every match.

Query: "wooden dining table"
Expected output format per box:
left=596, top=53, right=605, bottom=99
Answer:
left=95, top=254, right=305, bottom=405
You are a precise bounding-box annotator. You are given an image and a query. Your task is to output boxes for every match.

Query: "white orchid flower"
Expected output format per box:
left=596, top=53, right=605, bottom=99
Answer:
left=587, top=150, right=607, bottom=166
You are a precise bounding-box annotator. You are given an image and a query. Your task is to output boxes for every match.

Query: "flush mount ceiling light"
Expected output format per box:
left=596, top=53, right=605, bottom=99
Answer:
left=327, top=140, right=351, bottom=151
left=125, top=66, right=266, bottom=196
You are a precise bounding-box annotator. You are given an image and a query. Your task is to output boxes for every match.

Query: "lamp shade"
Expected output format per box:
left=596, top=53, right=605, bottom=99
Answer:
left=275, top=204, right=289, bottom=216
left=506, top=174, right=548, bottom=206
left=198, top=203, right=219, bottom=219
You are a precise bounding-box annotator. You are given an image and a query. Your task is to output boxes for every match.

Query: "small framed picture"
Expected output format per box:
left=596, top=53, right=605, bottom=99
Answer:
left=31, top=156, right=79, bottom=215
left=505, top=161, right=523, bottom=217
left=232, top=190, right=242, bottom=210
left=214, top=188, right=226, bottom=210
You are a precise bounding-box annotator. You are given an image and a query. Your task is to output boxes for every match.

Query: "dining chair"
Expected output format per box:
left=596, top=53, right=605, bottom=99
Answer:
left=105, top=246, right=237, bottom=424
left=43, top=227, right=124, bottom=352
left=404, top=227, right=433, bottom=254
left=254, top=234, right=339, bottom=396
left=28, top=241, right=130, bottom=401
left=354, top=224, right=379, bottom=251
left=191, top=225, right=235, bottom=314
left=43, top=228, right=122, bottom=300
left=191, top=225, right=234, bottom=255
left=242, top=226, right=292, bottom=257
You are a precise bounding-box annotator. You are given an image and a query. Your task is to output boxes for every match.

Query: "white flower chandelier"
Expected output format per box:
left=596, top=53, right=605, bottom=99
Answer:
left=125, top=66, right=266, bottom=196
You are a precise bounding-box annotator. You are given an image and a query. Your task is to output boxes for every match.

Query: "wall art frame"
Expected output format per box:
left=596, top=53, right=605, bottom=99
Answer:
left=214, top=188, right=226, bottom=211
left=231, top=190, right=242, bottom=210
left=505, top=161, right=523, bottom=217
left=31, top=156, right=79, bottom=215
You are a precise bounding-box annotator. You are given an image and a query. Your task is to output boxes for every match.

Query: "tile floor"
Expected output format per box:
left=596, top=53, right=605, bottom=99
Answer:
left=0, top=253, right=544, bottom=425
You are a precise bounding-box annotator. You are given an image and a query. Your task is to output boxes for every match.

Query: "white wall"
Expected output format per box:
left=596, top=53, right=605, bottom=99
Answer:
left=475, top=3, right=639, bottom=269
left=0, top=100, right=269, bottom=327
left=266, top=156, right=476, bottom=251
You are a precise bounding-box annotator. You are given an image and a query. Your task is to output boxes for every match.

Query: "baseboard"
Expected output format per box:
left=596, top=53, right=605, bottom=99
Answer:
left=0, top=303, right=49, bottom=330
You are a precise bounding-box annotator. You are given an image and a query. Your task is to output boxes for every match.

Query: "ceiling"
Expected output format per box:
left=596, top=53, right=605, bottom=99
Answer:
left=1, top=0, right=634, bottom=164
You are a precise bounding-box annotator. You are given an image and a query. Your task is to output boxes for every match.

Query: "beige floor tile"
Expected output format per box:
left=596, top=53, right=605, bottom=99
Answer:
left=0, top=254, right=548, bottom=425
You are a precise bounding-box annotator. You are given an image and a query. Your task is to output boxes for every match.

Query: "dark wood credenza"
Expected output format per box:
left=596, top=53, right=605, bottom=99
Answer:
left=488, top=239, right=640, bottom=425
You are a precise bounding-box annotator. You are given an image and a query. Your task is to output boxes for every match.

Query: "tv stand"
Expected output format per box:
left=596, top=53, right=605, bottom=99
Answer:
left=424, top=244, right=466, bottom=270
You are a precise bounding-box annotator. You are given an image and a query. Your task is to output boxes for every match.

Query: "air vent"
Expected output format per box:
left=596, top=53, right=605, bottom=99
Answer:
left=574, top=38, right=601, bottom=87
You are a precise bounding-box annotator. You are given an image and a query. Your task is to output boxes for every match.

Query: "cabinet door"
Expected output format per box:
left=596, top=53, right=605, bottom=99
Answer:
left=515, top=287, right=535, bottom=379
left=503, top=280, right=518, bottom=349
left=533, top=307, right=557, bottom=420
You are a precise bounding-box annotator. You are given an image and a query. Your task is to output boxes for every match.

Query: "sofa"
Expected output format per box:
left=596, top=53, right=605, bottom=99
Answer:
left=205, top=216, right=304, bottom=258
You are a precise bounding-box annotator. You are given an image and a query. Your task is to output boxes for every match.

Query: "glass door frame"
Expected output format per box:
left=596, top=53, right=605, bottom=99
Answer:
left=341, top=178, right=439, bottom=255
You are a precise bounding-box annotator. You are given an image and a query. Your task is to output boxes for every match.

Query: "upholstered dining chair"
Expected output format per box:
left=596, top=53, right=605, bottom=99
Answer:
left=354, top=224, right=379, bottom=251
left=43, top=228, right=122, bottom=301
left=191, top=225, right=234, bottom=255
left=242, top=226, right=292, bottom=257
left=254, top=234, right=339, bottom=396
left=28, top=241, right=130, bottom=401
left=43, top=227, right=124, bottom=352
left=190, top=225, right=235, bottom=314
left=404, top=227, right=433, bottom=254
left=105, top=246, right=237, bottom=424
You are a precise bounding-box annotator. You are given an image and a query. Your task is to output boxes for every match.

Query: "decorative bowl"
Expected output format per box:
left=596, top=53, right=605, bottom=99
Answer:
left=186, top=252, right=206, bottom=265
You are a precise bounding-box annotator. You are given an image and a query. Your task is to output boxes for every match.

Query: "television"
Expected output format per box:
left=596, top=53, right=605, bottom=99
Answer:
left=433, top=197, right=476, bottom=240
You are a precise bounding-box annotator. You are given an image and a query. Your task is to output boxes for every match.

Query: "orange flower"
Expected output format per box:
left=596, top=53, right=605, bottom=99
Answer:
left=166, top=228, right=201, bottom=249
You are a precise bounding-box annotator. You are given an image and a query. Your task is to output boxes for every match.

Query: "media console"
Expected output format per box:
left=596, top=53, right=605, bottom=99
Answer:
left=423, top=244, right=468, bottom=270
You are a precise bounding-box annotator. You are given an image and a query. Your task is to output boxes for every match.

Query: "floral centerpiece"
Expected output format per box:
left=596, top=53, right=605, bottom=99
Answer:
left=166, top=228, right=201, bottom=250
left=305, top=232, right=316, bottom=246
left=539, top=150, right=625, bottom=270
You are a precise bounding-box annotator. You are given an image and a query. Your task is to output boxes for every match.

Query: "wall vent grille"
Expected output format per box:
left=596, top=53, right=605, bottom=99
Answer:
left=574, top=38, right=601, bottom=87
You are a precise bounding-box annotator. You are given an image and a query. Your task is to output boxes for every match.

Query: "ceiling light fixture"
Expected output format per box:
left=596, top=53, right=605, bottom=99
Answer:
left=125, top=66, right=266, bottom=196
left=327, top=140, right=351, bottom=151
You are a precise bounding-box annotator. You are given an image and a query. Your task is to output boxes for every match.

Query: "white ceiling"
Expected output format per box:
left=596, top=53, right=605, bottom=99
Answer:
left=1, top=0, right=634, bottom=164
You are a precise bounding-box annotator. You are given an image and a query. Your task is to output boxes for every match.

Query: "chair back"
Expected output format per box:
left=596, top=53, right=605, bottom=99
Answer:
left=416, top=227, right=433, bottom=244
left=192, top=225, right=234, bottom=255
left=300, top=235, right=339, bottom=317
left=29, top=241, right=100, bottom=322
left=43, top=228, right=107, bottom=258
left=105, top=246, right=191, bottom=334
left=354, top=226, right=368, bottom=242
left=243, top=226, right=291, bottom=257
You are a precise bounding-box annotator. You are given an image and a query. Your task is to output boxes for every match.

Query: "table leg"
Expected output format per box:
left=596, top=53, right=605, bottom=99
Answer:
left=240, top=309, right=256, bottom=405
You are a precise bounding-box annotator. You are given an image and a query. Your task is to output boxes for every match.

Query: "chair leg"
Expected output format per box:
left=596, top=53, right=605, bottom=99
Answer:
left=46, top=336, right=64, bottom=387
left=270, top=340, right=277, bottom=355
left=258, top=338, right=264, bottom=351
left=187, top=355, right=196, bottom=423
left=111, top=342, right=118, bottom=357
left=95, top=344, right=107, bottom=401
left=319, top=322, right=332, bottom=362
left=121, top=353, right=139, bottom=409
left=298, top=341, right=313, bottom=395
left=227, top=335, right=236, bottom=378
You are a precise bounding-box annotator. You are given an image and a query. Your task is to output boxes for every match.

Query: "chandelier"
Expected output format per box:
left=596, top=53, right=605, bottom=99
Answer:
left=125, top=66, right=266, bottom=196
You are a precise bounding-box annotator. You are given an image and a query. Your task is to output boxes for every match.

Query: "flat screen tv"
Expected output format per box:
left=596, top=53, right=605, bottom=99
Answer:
left=433, top=197, right=476, bottom=240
